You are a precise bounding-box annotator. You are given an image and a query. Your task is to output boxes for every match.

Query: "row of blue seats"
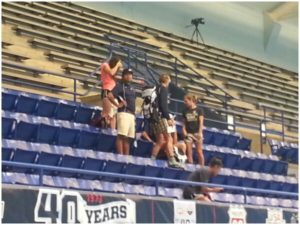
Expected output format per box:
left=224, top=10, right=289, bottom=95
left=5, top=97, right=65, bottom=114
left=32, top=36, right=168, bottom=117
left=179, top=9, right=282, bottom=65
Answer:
left=2, top=89, right=100, bottom=124
left=269, top=140, right=298, bottom=164
left=2, top=117, right=287, bottom=175
left=2, top=147, right=297, bottom=197
left=3, top=89, right=251, bottom=150
left=2, top=139, right=294, bottom=186
left=2, top=172, right=297, bottom=208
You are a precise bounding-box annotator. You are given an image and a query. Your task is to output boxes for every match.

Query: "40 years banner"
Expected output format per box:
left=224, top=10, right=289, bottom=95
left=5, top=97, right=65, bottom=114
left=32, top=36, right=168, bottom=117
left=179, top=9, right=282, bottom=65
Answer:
left=1, top=186, right=298, bottom=223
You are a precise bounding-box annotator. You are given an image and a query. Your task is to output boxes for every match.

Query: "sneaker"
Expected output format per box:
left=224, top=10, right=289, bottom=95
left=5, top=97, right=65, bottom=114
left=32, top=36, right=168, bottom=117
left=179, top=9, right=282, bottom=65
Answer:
left=168, top=159, right=184, bottom=169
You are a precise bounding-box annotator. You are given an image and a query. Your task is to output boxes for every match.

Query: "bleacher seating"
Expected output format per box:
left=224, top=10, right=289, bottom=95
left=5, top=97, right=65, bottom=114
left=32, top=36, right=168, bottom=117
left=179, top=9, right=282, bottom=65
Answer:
left=269, top=139, right=298, bottom=164
left=2, top=88, right=298, bottom=209
left=2, top=1, right=298, bottom=136
left=1, top=2, right=298, bottom=210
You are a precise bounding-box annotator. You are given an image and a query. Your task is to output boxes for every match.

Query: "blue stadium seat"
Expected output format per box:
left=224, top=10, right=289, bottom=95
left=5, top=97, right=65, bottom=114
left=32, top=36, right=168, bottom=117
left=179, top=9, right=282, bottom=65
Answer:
left=96, top=133, right=116, bottom=152
left=77, top=131, right=99, bottom=150
left=2, top=92, right=17, bottom=111
left=125, top=163, right=145, bottom=184
left=56, top=127, right=80, bottom=147
left=81, top=158, right=105, bottom=180
left=131, top=140, right=153, bottom=157
left=238, top=157, right=253, bottom=171
left=282, top=183, right=294, bottom=193
left=224, top=135, right=239, bottom=148
left=261, top=160, right=275, bottom=174
left=36, top=124, right=59, bottom=144
left=227, top=176, right=241, bottom=186
left=203, top=129, right=214, bottom=144
left=236, top=137, right=251, bottom=150
left=144, top=165, right=162, bottom=186
left=74, top=106, right=95, bottom=124
left=286, top=148, right=297, bottom=163
left=36, top=99, right=58, bottom=118
left=203, top=150, right=213, bottom=165
left=2, top=148, right=14, bottom=172
left=38, top=152, right=62, bottom=166
left=12, top=149, right=38, bottom=173
left=256, top=179, right=269, bottom=190
left=250, top=158, right=264, bottom=173
left=59, top=155, right=84, bottom=177
left=224, top=153, right=240, bottom=169
left=178, top=170, right=191, bottom=181
left=227, top=176, right=242, bottom=194
left=241, top=177, right=256, bottom=188
left=161, top=167, right=181, bottom=188
left=2, top=117, right=16, bottom=139
left=55, top=102, right=76, bottom=121
left=15, top=95, right=38, bottom=114
left=14, top=121, right=38, bottom=142
left=37, top=152, right=62, bottom=175
left=269, top=181, right=283, bottom=191
left=2, top=148, right=14, bottom=161
left=212, top=131, right=226, bottom=147
left=103, top=160, right=126, bottom=182
left=210, top=175, right=227, bottom=185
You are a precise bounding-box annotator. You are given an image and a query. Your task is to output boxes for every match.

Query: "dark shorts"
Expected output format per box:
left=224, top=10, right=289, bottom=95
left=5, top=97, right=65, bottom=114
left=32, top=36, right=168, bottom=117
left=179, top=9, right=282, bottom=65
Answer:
left=101, top=89, right=111, bottom=99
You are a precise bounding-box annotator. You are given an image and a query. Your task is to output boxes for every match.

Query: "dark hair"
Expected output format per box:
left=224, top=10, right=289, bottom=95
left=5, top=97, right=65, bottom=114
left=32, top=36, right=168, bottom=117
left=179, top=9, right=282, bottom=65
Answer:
left=209, top=157, right=223, bottom=167
left=108, top=56, right=120, bottom=68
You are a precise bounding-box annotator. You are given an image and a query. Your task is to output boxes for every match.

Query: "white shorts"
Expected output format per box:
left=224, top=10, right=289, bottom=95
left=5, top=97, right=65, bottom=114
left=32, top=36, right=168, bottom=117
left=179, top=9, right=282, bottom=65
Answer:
left=117, top=112, right=136, bottom=139
left=109, top=103, right=118, bottom=118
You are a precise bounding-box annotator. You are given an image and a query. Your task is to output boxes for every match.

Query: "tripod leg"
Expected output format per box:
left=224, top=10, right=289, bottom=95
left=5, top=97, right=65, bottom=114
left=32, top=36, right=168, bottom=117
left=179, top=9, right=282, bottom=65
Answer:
left=191, top=29, right=196, bottom=43
left=196, top=28, right=205, bottom=46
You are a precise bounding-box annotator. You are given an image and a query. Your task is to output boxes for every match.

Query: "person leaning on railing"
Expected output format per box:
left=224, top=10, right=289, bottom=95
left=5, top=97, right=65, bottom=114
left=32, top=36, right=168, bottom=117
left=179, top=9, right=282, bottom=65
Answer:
left=183, top=157, right=224, bottom=202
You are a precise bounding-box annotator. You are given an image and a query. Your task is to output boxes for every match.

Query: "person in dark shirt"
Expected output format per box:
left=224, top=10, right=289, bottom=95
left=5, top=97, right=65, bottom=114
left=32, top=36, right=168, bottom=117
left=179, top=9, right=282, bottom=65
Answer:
left=183, top=157, right=223, bottom=202
left=108, top=68, right=136, bottom=155
left=150, top=74, right=182, bottom=168
left=182, top=94, right=205, bottom=165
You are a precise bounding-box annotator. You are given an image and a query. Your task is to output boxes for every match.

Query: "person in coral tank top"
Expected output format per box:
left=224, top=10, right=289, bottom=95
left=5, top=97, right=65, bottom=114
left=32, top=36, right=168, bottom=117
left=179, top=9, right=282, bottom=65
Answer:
left=100, top=56, right=122, bottom=129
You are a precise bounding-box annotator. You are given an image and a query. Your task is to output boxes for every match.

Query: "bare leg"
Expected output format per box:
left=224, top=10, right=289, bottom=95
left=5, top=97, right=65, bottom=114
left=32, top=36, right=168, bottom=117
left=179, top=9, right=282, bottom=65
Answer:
left=102, top=97, right=112, bottom=123
left=123, top=137, right=130, bottom=155
left=163, top=132, right=174, bottom=159
left=110, top=115, right=116, bottom=130
left=186, top=142, right=193, bottom=164
left=116, top=135, right=124, bottom=155
left=195, top=195, right=211, bottom=202
left=151, top=134, right=165, bottom=158
left=196, top=142, right=205, bottom=166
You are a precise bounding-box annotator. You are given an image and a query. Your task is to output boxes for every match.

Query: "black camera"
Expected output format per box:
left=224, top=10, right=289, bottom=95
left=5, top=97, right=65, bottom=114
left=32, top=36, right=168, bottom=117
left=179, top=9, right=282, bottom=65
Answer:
left=191, top=18, right=205, bottom=26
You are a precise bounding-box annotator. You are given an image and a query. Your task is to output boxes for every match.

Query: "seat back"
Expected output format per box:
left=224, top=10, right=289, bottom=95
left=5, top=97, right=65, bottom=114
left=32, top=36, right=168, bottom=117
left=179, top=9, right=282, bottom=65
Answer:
left=15, top=95, right=38, bottom=114
left=2, top=117, right=16, bottom=139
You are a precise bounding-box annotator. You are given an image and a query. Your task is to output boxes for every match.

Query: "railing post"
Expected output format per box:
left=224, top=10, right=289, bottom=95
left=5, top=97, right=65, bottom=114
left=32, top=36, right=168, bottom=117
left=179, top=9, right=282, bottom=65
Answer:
left=73, top=79, right=77, bottom=102
left=260, top=120, right=263, bottom=154
left=243, top=189, right=247, bottom=204
left=281, top=111, right=285, bottom=142
left=175, top=58, right=178, bottom=86
left=39, top=168, right=44, bottom=186
left=155, top=180, right=159, bottom=196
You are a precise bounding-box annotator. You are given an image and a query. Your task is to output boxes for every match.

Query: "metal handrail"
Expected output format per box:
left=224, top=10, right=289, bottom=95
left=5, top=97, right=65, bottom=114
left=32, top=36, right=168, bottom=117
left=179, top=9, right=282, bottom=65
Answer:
left=2, top=161, right=298, bottom=205
left=104, top=35, right=233, bottom=103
